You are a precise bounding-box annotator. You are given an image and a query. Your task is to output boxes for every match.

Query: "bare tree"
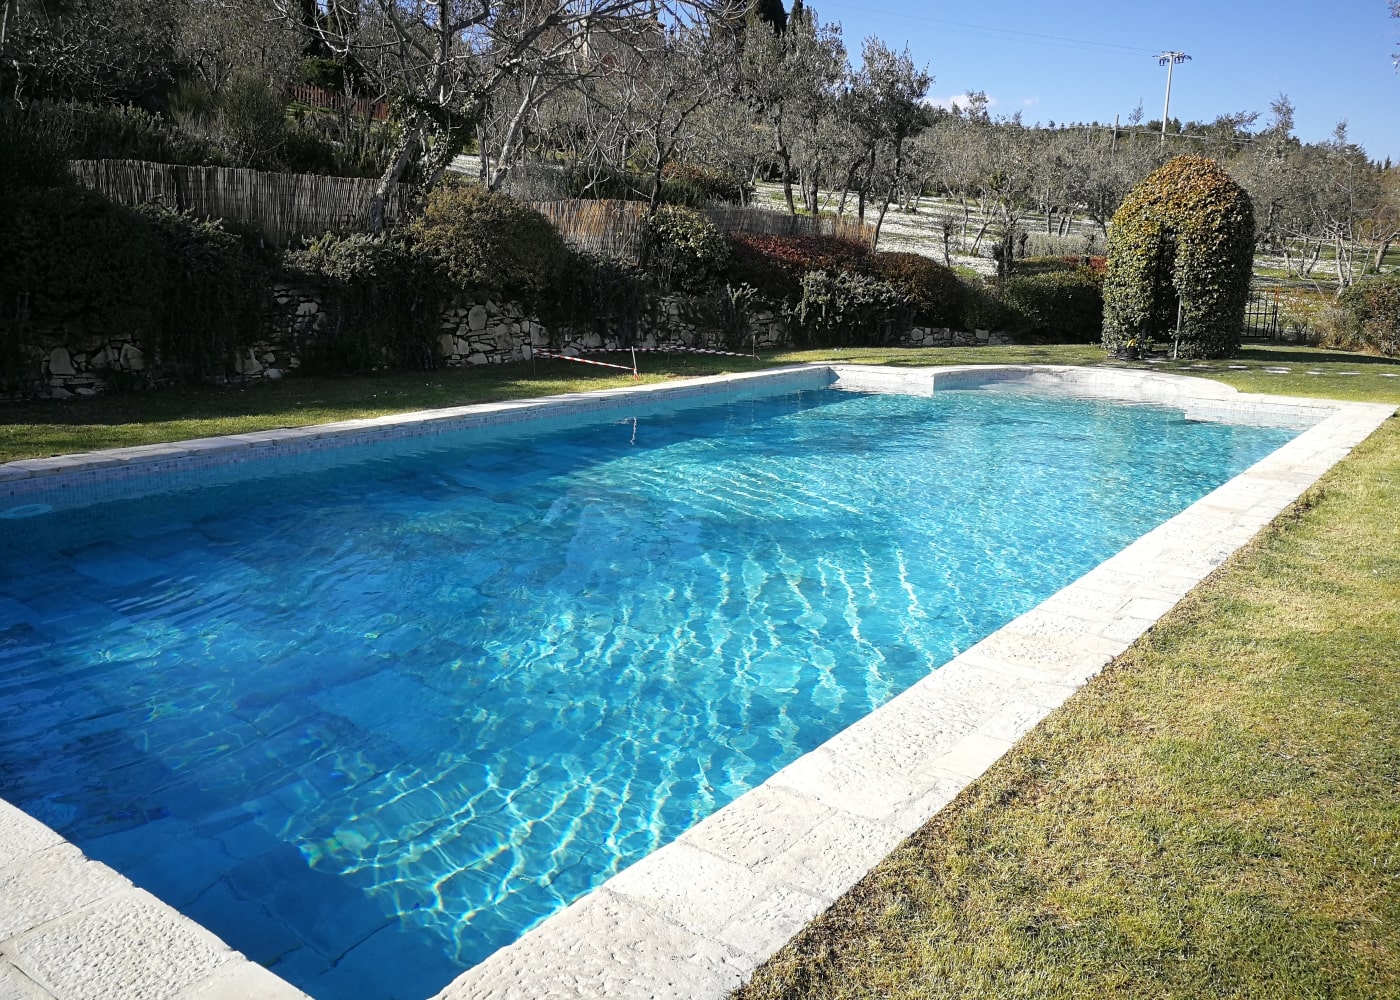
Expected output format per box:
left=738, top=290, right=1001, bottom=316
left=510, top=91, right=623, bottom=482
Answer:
left=3, top=0, right=182, bottom=102
left=279, top=0, right=730, bottom=226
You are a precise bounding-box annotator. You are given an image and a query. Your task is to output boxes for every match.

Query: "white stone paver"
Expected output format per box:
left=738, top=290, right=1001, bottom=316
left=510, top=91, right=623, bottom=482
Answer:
left=0, top=364, right=1392, bottom=1000
left=0, top=800, right=309, bottom=1000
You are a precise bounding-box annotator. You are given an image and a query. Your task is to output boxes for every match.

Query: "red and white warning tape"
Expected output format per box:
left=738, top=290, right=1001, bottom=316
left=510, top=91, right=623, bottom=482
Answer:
left=534, top=350, right=637, bottom=372
left=589, top=346, right=757, bottom=359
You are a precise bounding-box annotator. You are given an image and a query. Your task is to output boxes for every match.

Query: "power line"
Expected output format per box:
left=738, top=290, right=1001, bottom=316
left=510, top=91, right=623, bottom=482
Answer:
left=813, top=3, right=1158, bottom=56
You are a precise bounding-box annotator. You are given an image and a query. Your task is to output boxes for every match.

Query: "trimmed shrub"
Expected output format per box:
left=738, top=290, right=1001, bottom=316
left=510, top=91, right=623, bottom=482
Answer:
left=659, top=162, right=751, bottom=207
left=644, top=206, right=730, bottom=294
left=962, top=279, right=1013, bottom=334
left=410, top=185, right=570, bottom=297
left=787, top=270, right=912, bottom=348
left=870, top=252, right=966, bottom=328
left=1330, top=276, right=1400, bottom=356
left=1000, top=269, right=1104, bottom=342
left=1103, top=155, right=1255, bottom=359
left=285, top=232, right=440, bottom=373
left=727, top=233, right=872, bottom=306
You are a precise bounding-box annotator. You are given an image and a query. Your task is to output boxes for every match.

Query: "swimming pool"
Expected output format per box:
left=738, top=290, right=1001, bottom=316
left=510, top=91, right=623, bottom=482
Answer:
left=0, top=372, right=1322, bottom=999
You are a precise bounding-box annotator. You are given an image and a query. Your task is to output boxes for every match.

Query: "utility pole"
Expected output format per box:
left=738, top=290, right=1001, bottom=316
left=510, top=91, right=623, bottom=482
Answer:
left=1155, top=50, right=1190, bottom=147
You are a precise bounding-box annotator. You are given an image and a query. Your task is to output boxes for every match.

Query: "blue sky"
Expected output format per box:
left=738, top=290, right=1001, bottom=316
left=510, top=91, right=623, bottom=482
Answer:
left=812, top=0, right=1400, bottom=164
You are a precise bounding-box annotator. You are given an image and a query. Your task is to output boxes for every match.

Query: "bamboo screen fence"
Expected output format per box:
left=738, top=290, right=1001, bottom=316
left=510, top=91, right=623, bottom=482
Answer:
left=530, top=200, right=875, bottom=260
left=67, top=160, right=875, bottom=256
left=67, top=160, right=414, bottom=246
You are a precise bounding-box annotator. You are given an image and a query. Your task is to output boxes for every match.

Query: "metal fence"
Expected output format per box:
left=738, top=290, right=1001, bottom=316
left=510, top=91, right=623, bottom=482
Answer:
left=289, top=84, right=390, bottom=121
left=1243, top=287, right=1283, bottom=340
left=67, top=159, right=414, bottom=246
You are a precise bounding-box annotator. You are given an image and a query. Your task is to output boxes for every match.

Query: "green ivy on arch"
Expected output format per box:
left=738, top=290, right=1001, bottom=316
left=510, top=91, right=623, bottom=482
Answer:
left=1102, top=155, right=1255, bottom=359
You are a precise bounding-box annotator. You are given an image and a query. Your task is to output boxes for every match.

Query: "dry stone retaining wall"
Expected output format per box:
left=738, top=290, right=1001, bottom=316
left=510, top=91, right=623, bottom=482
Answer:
left=16, top=287, right=1010, bottom=398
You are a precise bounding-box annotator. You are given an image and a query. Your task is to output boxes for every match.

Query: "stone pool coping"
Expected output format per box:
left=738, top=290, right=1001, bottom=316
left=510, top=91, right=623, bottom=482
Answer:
left=0, top=365, right=1392, bottom=1000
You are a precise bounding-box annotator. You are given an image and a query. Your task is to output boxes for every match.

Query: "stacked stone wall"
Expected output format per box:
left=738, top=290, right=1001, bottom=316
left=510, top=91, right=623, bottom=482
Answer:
left=13, top=287, right=1010, bottom=398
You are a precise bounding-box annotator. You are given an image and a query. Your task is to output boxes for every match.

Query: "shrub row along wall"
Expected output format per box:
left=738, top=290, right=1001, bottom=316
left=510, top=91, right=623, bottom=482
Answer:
left=22, top=287, right=1009, bottom=398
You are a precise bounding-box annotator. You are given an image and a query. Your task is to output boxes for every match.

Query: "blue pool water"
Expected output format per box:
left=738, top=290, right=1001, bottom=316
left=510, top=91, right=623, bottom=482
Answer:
left=0, top=386, right=1297, bottom=999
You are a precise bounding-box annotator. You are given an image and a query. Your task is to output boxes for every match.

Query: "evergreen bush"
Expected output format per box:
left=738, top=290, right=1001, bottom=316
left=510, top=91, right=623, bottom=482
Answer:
left=543, top=251, right=656, bottom=346
left=726, top=233, right=871, bottom=305
left=787, top=270, right=911, bottom=347
left=1001, top=269, right=1104, bottom=342
left=1331, top=276, right=1400, bottom=356
left=0, top=188, right=165, bottom=363
left=410, top=185, right=570, bottom=297
left=27, top=100, right=228, bottom=166
left=870, top=252, right=966, bottom=328
left=136, top=206, right=274, bottom=379
left=0, top=104, right=69, bottom=192
left=1102, top=155, right=1255, bottom=359
left=644, top=206, right=730, bottom=294
left=0, top=189, right=271, bottom=387
left=285, top=232, right=440, bottom=373
left=659, top=163, right=751, bottom=206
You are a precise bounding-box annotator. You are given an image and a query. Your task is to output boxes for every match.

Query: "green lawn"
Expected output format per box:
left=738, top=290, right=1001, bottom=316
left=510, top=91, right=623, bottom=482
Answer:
left=3, top=343, right=1397, bottom=463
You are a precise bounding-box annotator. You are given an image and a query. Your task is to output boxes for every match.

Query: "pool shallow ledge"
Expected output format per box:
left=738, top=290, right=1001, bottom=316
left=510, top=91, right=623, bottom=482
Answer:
left=0, top=365, right=1392, bottom=1000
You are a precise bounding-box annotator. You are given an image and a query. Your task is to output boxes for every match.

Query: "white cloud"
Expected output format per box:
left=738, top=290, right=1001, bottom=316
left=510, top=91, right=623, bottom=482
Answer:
left=926, top=93, right=998, bottom=111
left=1022, top=97, right=1040, bottom=108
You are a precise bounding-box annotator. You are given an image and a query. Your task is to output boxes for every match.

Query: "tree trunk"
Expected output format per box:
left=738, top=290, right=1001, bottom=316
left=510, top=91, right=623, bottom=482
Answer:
left=1375, top=236, right=1394, bottom=273
left=369, top=118, right=424, bottom=233
left=776, top=120, right=796, bottom=217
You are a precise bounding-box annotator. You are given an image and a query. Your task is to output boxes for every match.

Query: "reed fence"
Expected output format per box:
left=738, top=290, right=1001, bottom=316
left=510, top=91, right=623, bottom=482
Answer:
left=529, top=199, right=875, bottom=260
left=67, top=160, right=414, bottom=246
left=66, top=161, right=875, bottom=256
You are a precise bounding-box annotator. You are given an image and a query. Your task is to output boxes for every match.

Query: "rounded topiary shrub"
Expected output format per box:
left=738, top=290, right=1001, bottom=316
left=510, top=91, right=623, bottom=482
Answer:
left=870, top=251, right=966, bottom=329
left=1001, top=269, right=1104, bottom=343
left=1102, top=155, right=1255, bottom=359
left=644, top=205, right=730, bottom=294
left=410, top=184, right=570, bottom=297
left=1331, top=276, right=1400, bottom=357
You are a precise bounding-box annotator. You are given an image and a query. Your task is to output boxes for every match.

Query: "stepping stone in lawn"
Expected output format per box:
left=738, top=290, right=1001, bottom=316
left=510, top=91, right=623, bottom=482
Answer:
left=1264, top=368, right=1291, bottom=373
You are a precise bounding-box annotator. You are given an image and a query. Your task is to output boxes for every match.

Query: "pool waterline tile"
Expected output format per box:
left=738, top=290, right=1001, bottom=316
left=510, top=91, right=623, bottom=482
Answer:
left=0, top=364, right=1391, bottom=1000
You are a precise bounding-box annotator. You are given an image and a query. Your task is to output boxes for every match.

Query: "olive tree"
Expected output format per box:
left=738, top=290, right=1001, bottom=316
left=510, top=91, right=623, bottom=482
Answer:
left=279, top=0, right=733, bottom=225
